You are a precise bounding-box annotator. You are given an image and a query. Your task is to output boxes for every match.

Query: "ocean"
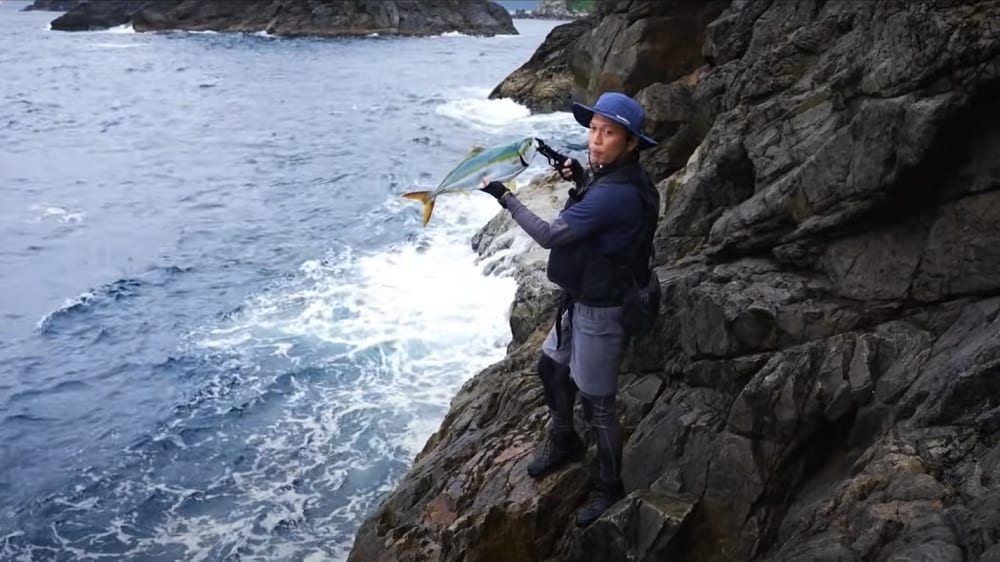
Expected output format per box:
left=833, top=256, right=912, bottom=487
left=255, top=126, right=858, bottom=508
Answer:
left=0, top=4, right=580, bottom=560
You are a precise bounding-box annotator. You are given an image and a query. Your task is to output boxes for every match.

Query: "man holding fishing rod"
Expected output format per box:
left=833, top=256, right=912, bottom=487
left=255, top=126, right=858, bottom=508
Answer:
left=479, top=92, right=660, bottom=527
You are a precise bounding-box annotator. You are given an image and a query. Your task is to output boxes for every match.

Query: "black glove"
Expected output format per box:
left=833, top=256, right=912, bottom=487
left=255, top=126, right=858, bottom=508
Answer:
left=558, top=158, right=586, bottom=188
left=480, top=180, right=510, bottom=207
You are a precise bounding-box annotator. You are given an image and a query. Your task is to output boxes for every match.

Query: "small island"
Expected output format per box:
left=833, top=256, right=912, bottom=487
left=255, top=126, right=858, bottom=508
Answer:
left=34, top=0, right=517, bottom=37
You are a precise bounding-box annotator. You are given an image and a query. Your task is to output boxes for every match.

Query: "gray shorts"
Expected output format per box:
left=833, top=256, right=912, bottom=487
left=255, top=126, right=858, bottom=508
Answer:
left=541, top=302, right=628, bottom=397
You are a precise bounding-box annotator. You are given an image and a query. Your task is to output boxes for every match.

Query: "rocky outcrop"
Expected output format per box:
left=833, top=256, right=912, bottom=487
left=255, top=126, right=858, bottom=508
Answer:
left=488, top=18, right=595, bottom=113
left=49, top=0, right=517, bottom=37
left=491, top=0, right=727, bottom=117
left=489, top=1, right=601, bottom=112
left=350, top=0, right=1000, bottom=561
left=22, top=0, right=80, bottom=11
left=512, top=0, right=590, bottom=20
left=48, top=0, right=149, bottom=31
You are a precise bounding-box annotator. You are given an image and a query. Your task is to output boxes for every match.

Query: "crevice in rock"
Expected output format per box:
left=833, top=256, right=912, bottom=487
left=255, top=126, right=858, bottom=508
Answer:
left=717, top=140, right=758, bottom=205
left=907, top=287, right=1000, bottom=312
left=811, top=0, right=828, bottom=18
left=751, top=405, right=859, bottom=558
left=884, top=82, right=1000, bottom=220
left=658, top=459, right=716, bottom=562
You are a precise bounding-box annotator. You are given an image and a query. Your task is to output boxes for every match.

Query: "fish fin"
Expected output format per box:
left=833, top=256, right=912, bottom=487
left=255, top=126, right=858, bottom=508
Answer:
left=467, top=145, right=485, bottom=157
left=401, top=190, right=436, bottom=227
left=506, top=179, right=517, bottom=193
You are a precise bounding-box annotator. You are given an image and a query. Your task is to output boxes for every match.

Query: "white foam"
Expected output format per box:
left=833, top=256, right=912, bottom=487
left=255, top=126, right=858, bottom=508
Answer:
left=35, top=290, right=96, bottom=332
left=476, top=226, right=541, bottom=277
left=151, top=190, right=519, bottom=559
left=198, top=216, right=516, bottom=382
left=92, top=42, right=143, bottom=48
left=28, top=204, right=85, bottom=224
left=434, top=91, right=583, bottom=143
left=436, top=96, right=532, bottom=132
left=101, top=24, right=135, bottom=34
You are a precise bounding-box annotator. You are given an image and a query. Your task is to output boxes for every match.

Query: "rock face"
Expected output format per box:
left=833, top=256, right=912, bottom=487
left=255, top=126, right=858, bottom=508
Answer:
left=49, top=0, right=517, bottom=36
left=569, top=0, right=729, bottom=100
left=350, top=0, right=1000, bottom=561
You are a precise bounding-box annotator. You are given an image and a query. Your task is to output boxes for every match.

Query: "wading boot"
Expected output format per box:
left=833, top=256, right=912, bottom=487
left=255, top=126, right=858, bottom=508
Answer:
left=575, top=480, right=625, bottom=527
left=526, top=430, right=585, bottom=478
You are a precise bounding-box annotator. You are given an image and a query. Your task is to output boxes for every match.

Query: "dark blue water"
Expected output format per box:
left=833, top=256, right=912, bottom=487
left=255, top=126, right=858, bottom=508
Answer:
left=0, top=6, right=578, bottom=560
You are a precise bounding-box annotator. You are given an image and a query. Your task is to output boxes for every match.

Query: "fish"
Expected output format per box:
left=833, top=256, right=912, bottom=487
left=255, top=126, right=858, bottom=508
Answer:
left=402, top=136, right=538, bottom=226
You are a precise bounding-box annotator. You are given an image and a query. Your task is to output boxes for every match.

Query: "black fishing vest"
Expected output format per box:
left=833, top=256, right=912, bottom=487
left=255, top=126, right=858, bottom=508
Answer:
left=546, top=160, right=658, bottom=306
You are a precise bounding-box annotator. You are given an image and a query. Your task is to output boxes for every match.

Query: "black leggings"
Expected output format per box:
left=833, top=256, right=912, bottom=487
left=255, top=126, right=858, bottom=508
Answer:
left=538, top=353, right=623, bottom=486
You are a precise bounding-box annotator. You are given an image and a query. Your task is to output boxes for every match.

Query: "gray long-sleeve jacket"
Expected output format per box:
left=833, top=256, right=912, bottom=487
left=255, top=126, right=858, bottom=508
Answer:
left=498, top=193, right=582, bottom=249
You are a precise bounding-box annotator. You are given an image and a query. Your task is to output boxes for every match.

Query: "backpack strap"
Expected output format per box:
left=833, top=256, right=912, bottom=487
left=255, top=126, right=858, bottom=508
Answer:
left=622, top=169, right=660, bottom=284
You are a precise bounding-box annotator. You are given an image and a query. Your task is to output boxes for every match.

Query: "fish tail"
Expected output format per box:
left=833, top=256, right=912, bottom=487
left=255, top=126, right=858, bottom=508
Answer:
left=401, top=190, right=436, bottom=227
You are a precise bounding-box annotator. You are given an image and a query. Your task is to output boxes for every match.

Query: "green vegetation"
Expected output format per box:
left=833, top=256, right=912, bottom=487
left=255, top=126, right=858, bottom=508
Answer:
left=566, top=0, right=593, bottom=13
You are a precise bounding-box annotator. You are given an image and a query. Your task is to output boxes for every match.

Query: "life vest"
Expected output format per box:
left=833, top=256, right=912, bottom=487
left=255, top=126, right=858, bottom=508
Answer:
left=546, top=159, right=659, bottom=306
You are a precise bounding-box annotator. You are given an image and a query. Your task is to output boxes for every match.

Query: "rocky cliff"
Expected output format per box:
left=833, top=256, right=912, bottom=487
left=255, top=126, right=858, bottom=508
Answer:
left=349, top=0, right=1000, bottom=561
left=48, top=0, right=516, bottom=37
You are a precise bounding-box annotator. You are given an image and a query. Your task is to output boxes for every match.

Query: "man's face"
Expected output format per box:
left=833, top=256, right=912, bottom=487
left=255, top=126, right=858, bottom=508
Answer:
left=588, top=113, right=637, bottom=168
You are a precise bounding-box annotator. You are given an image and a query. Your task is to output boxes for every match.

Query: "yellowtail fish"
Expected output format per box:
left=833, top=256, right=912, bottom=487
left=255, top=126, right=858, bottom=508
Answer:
left=402, top=137, right=538, bottom=226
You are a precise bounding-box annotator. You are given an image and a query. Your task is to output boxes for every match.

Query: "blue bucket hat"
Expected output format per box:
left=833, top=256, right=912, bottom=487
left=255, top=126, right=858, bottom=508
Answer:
left=572, top=91, right=657, bottom=150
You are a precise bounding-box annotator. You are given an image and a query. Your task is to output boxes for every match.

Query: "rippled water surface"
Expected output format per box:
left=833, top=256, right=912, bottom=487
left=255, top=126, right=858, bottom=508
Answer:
left=0, top=5, right=581, bottom=560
